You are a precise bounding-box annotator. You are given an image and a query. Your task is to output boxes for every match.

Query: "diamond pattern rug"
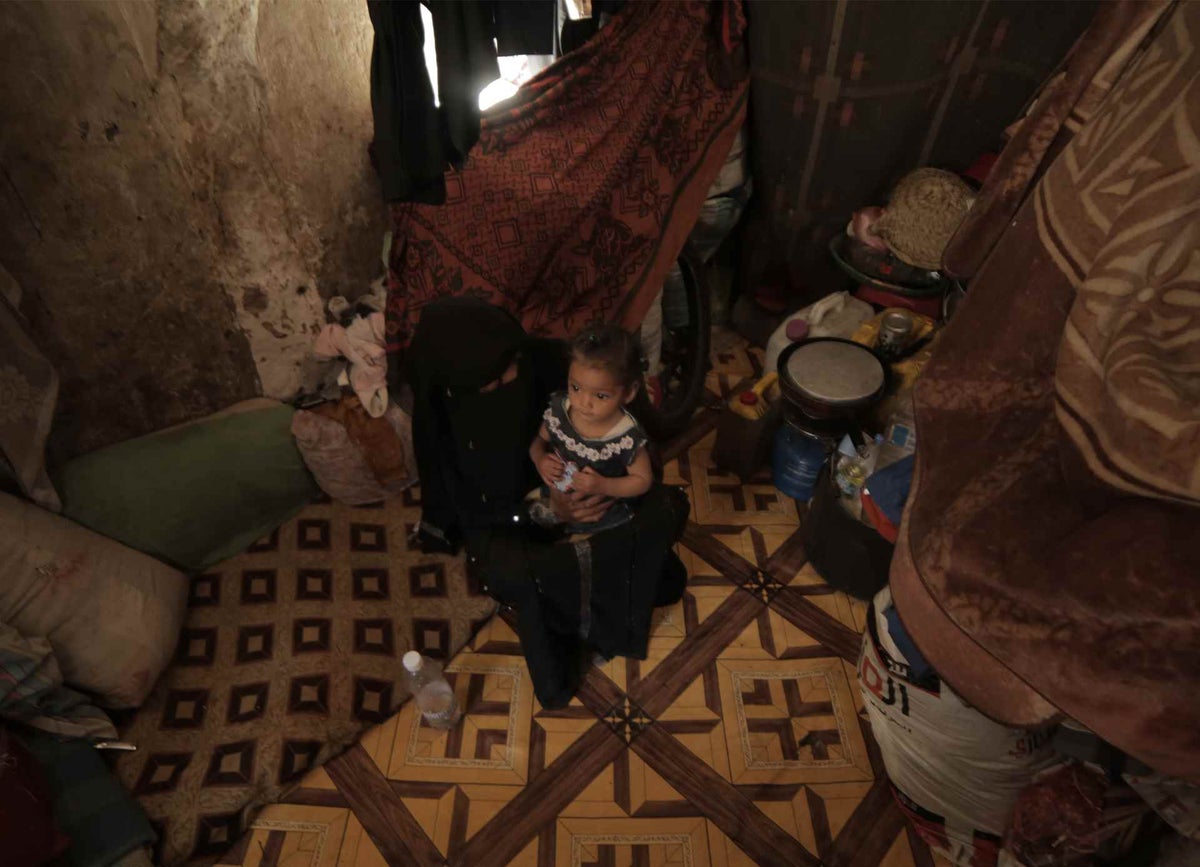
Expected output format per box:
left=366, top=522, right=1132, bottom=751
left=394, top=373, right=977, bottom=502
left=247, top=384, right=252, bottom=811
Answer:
left=115, top=490, right=497, bottom=865
left=212, top=335, right=945, bottom=867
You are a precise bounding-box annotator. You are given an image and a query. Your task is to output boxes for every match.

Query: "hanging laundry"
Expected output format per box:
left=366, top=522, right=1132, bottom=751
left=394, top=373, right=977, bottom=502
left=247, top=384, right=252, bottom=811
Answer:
left=313, top=311, right=388, bottom=417
left=367, top=1, right=447, bottom=204
left=368, top=0, right=556, bottom=204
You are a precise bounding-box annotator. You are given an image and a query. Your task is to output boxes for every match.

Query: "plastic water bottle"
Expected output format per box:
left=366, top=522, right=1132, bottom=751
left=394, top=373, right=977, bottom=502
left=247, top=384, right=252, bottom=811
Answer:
left=876, top=397, right=917, bottom=470
left=402, top=651, right=462, bottom=730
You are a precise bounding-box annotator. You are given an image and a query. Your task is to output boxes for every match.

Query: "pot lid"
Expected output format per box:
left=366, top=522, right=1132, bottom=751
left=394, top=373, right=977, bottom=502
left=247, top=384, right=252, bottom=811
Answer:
left=782, top=340, right=885, bottom=405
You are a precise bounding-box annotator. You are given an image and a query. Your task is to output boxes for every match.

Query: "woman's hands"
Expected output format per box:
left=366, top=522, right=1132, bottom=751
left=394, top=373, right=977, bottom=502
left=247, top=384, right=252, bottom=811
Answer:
left=536, top=452, right=565, bottom=488
left=548, top=485, right=613, bottom=524
left=530, top=427, right=567, bottom=490
left=569, top=467, right=608, bottom=496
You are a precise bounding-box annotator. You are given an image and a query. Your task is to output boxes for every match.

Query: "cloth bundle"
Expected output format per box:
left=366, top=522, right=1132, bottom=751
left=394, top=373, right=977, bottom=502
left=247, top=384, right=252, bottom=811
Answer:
left=313, top=311, right=389, bottom=418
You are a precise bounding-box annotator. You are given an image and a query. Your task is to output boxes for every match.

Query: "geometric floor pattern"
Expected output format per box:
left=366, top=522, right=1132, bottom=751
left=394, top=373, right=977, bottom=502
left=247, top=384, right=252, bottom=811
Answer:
left=217, top=336, right=937, bottom=867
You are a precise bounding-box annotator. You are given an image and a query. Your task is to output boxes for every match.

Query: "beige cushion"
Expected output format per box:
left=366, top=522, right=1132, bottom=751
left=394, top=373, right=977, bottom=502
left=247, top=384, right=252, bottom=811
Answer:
left=0, top=492, right=187, bottom=708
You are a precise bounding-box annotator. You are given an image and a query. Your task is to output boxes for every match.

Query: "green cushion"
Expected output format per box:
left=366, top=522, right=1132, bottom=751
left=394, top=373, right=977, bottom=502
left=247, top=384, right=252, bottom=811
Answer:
left=56, top=404, right=318, bottom=573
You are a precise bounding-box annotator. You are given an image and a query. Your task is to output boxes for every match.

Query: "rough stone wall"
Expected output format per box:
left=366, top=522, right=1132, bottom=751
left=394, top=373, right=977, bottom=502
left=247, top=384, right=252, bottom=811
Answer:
left=0, top=0, right=381, bottom=457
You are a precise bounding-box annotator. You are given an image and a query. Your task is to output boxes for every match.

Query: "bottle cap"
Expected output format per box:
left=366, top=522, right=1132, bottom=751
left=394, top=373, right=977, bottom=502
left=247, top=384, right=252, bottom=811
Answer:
left=738, top=391, right=758, bottom=406
left=402, top=651, right=422, bottom=673
left=785, top=318, right=809, bottom=341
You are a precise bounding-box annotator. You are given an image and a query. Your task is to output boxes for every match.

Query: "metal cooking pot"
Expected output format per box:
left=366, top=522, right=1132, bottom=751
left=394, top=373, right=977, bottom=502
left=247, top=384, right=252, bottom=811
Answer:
left=776, top=337, right=887, bottom=426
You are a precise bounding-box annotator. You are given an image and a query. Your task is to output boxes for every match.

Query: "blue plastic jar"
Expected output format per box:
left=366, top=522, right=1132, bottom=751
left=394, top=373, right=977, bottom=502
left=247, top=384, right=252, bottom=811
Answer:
left=773, top=422, right=829, bottom=502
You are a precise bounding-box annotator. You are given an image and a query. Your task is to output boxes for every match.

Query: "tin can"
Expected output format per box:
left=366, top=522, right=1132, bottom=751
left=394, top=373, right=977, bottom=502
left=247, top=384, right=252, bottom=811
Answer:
left=876, top=311, right=916, bottom=361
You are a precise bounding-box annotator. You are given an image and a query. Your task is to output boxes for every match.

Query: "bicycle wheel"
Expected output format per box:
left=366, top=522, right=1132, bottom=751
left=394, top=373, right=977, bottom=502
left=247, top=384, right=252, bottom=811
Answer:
left=631, top=247, right=711, bottom=441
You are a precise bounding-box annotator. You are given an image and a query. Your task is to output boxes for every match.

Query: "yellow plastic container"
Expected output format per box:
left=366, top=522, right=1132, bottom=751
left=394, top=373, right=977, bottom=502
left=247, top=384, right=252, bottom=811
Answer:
left=729, top=371, right=779, bottom=420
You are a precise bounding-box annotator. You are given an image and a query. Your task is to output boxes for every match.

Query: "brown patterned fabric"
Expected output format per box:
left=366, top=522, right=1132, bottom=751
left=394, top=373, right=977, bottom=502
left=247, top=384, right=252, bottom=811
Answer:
left=942, top=0, right=1171, bottom=279
left=384, top=0, right=748, bottom=356
left=891, top=0, right=1200, bottom=780
left=115, top=493, right=496, bottom=866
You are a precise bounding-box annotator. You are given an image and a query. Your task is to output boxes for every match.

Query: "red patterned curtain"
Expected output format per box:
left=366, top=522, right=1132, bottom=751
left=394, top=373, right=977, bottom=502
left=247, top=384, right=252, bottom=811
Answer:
left=385, top=1, right=749, bottom=361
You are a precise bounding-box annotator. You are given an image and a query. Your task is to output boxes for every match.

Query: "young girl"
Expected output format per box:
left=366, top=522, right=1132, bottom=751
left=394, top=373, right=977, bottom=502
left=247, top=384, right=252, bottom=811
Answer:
left=530, top=325, right=653, bottom=532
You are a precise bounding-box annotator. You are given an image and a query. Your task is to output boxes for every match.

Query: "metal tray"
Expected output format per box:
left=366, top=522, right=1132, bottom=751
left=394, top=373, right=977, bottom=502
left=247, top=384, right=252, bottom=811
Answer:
left=828, top=234, right=950, bottom=299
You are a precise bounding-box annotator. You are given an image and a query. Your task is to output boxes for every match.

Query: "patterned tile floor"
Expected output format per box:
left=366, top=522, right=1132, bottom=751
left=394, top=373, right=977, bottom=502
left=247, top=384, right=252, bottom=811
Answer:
left=218, top=335, right=935, bottom=867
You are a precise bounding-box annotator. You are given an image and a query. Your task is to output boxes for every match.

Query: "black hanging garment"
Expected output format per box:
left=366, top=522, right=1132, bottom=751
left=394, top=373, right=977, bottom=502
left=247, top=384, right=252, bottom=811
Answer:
left=368, top=0, right=556, bottom=204
left=492, top=0, right=556, bottom=56
left=367, top=1, right=453, bottom=204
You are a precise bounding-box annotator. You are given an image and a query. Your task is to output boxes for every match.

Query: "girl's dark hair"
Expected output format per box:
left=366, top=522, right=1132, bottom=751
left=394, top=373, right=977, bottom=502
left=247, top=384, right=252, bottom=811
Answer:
left=570, top=324, right=643, bottom=389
